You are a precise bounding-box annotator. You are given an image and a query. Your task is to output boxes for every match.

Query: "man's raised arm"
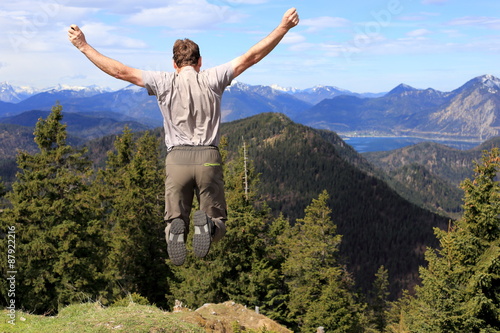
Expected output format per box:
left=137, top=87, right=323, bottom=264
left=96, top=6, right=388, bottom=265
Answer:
left=231, top=8, right=299, bottom=78
left=68, top=25, right=144, bottom=87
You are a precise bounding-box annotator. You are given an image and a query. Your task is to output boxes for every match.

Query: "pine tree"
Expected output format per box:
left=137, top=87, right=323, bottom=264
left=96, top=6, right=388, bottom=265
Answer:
left=369, top=266, right=390, bottom=332
left=0, top=177, right=6, bottom=208
left=0, top=178, right=5, bottom=198
left=215, top=140, right=282, bottom=308
left=397, top=148, right=500, bottom=332
left=94, top=128, right=170, bottom=307
left=0, top=103, right=108, bottom=313
left=260, top=213, right=292, bottom=323
left=281, top=190, right=363, bottom=332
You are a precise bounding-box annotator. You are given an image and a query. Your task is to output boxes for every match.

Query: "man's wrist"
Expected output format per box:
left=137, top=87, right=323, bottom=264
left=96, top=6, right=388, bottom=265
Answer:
left=275, top=25, right=290, bottom=38
left=78, top=43, right=90, bottom=53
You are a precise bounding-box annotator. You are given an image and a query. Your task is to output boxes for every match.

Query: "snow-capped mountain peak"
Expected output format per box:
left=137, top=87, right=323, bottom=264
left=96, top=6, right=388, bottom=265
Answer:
left=480, top=74, right=500, bottom=90
left=0, top=82, right=114, bottom=103
left=121, top=84, right=144, bottom=93
left=459, top=74, right=500, bottom=95
left=0, top=82, right=36, bottom=103
left=44, top=84, right=111, bottom=94
left=270, top=84, right=299, bottom=93
left=309, top=85, right=350, bottom=93
left=225, top=81, right=251, bottom=92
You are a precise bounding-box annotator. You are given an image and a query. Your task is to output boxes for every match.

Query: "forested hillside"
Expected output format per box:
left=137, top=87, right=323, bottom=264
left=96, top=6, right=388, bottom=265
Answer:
left=364, top=136, right=500, bottom=219
left=220, top=113, right=449, bottom=296
left=85, top=112, right=452, bottom=295
left=0, top=111, right=450, bottom=296
left=1, top=107, right=498, bottom=332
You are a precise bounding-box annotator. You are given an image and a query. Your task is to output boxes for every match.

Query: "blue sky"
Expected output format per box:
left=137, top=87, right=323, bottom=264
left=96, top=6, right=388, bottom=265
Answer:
left=1, top=0, right=499, bottom=93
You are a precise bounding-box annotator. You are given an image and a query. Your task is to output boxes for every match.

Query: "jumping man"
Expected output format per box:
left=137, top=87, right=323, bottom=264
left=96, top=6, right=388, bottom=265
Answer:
left=68, top=8, right=300, bottom=265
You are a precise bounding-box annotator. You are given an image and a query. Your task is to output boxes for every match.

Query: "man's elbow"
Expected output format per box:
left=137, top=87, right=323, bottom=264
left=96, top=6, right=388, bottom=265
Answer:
left=233, top=56, right=258, bottom=77
left=115, top=68, right=144, bottom=87
left=245, top=54, right=260, bottom=68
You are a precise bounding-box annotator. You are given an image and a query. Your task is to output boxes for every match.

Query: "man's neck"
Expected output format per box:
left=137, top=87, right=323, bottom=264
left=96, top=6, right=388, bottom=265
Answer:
left=176, top=66, right=200, bottom=74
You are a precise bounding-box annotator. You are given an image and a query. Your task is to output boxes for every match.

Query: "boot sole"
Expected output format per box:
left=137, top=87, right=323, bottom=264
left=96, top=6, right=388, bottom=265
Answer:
left=167, top=218, right=187, bottom=266
left=193, top=210, right=212, bottom=258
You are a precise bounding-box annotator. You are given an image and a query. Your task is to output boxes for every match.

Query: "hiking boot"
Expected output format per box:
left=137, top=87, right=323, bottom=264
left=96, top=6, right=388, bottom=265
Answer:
left=193, top=210, right=214, bottom=258
left=166, top=218, right=187, bottom=266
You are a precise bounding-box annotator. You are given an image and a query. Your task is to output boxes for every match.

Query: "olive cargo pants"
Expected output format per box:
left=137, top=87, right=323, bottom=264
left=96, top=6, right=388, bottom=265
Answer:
left=164, top=145, right=227, bottom=242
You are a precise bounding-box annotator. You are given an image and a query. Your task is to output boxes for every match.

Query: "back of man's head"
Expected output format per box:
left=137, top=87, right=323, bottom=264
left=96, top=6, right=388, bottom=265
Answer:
left=173, top=39, right=200, bottom=68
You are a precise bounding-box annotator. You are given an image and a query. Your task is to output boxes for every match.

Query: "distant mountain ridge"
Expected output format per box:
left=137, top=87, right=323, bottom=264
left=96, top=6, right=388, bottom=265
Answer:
left=2, top=74, right=500, bottom=140
left=0, top=110, right=150, bottom=141
left=362, top=136, right=500, bottom=219
left=299, top=74, right=500, bottom=140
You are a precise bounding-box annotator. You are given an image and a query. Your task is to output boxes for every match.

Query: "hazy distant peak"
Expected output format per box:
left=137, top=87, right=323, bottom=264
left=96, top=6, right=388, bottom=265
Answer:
left=121, top=84, right=144, bottom=93
left=314, top=85, right=348, bottom=92
left=459, top=74, right=500, bottom=94
left=0, top=82, right=19, bottom=103
left=0, top=82, right=43, bottom=103
left=269, top=84, right=299, bottom=93
left=478, top=74, right=500, bottom=89
left=41, top=84, right=112, bottom=96
left=387, top=83, right=418, bottom=95
left=225, top=81, right=251, bottom=92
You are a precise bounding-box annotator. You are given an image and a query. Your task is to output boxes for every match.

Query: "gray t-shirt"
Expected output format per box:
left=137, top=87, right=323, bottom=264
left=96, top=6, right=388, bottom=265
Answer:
left=142, top=62, right=234, bottom=150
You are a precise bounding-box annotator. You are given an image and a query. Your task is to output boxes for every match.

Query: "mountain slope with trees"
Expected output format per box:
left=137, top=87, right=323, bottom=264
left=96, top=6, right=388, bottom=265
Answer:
left=388, top=149, right=500, bottom=332
left=363, top=136, right=500, bottom=219
left=220, top=113, right=449, bottom=296
left=0, top=110, right=150, bottom=140
left=2, top=106, right=499, bottom=332
left=1, top=110, right=450, bottom=298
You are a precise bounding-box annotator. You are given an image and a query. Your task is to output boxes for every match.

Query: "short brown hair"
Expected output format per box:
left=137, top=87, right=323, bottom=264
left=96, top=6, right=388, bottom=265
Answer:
left=173, top=39, right=200, bottom=68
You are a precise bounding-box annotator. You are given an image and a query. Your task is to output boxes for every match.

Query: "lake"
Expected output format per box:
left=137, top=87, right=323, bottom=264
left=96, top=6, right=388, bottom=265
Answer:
left=343, top=136, right=481, bottom=153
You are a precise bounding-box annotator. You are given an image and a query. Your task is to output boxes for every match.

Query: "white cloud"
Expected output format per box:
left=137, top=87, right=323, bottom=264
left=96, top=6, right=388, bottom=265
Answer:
left=282, top=32, right=306, bottom=44
left=301, top=16, right=350, bottom=33
left=127, top=0, right=242, bottom=29
left=440, top=29, right=465, bottom=38
left=288, top=42, right=315, bottom=53
left=79, top=22, right=147, bottom=48
left=0, top=3, right=99, bottom=53
left=406, top=28, right=432, bottom=37
left=448, top=16, right=500, bottom=30
left=399, top=12, right=440, bottom=21
left=49, top=0, right=171, bottom=15
left=319, top=43, right=347, bottom=58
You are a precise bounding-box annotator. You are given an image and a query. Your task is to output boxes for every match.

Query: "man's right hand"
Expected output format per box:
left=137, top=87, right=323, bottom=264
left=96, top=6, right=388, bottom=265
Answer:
left=68, top=25, right=87, bottom=51
left=280, top=8, right=300, bottom=31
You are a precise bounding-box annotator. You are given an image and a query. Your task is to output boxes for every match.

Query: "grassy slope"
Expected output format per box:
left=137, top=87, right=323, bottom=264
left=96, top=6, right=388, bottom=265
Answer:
left=1, top=303, right=203, bottom=333
left=1, top=302, right=291, bottom=333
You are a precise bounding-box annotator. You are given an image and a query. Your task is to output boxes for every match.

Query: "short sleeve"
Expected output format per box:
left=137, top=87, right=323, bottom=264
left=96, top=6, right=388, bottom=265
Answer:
left=204, top=62, right=235, bottom=95
left=142, top=70, right=172, bottom=96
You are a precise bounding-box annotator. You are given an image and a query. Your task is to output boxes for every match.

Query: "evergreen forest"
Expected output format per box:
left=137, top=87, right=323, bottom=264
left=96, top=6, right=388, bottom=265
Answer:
left=0, top=104, right=499, bottom=332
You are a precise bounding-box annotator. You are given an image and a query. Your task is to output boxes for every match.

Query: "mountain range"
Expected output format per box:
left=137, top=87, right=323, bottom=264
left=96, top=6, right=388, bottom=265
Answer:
left=298, top=75, right=500, bottom=140
left=2, top=74, right=500, bottom=140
